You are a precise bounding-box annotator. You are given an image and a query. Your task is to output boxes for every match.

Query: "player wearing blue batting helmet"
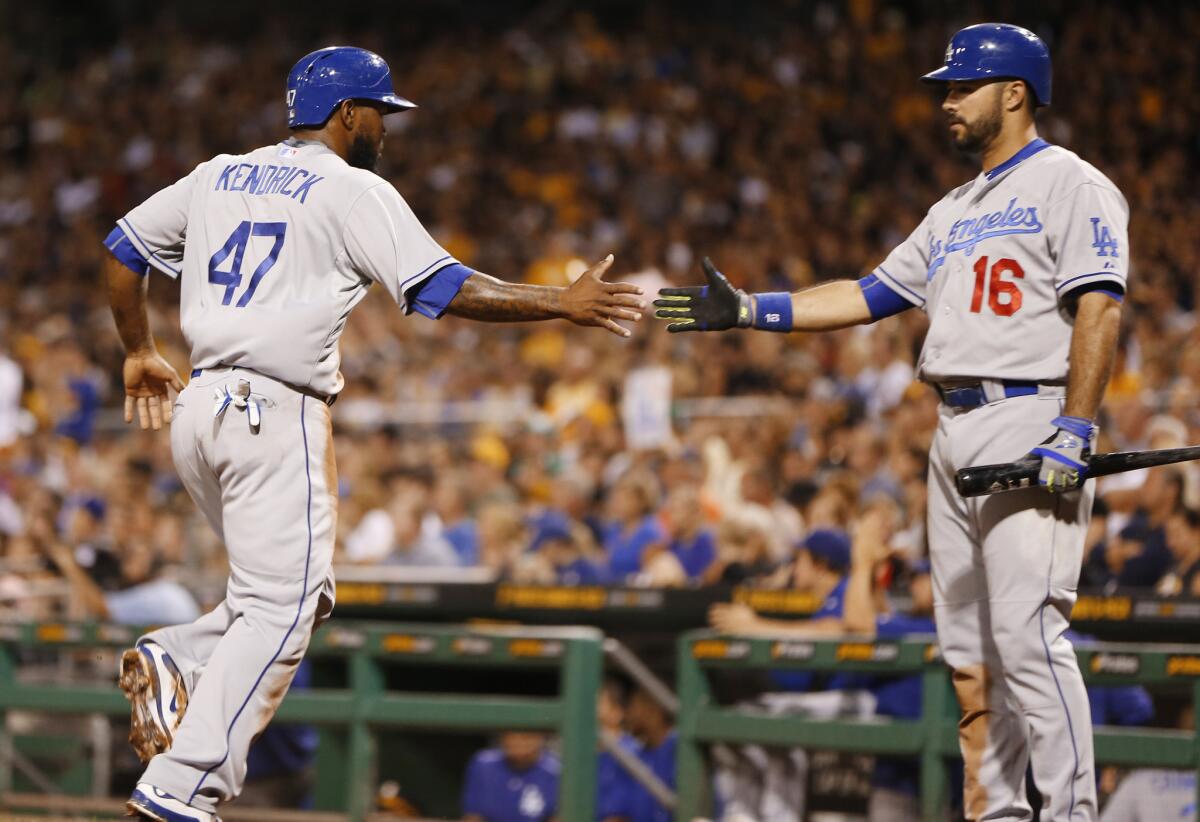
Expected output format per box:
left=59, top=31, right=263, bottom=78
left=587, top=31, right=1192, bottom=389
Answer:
left=922, top=23, right=1051, bottom=106
left=286, top=46, right=415, bottom=129
left=286, top=46, right=417, bottom=172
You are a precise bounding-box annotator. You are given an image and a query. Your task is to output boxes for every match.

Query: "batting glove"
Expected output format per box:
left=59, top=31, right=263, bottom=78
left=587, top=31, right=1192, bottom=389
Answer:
left=1029, top=415, right=1095, bottom=492
left=654, top=258, right=751, bottom=333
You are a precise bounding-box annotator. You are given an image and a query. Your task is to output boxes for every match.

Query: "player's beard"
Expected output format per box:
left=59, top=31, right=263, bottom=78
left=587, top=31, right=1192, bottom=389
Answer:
left=347, top=133, right=381, bottom=172
left=952, top=93, right=1004, bottom=155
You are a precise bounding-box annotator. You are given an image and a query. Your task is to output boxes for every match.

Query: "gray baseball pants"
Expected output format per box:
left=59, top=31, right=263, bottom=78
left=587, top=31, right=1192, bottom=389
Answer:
left=928, top=394, right=1095, bottom=821
left=140, top=367, right=337, bottom=814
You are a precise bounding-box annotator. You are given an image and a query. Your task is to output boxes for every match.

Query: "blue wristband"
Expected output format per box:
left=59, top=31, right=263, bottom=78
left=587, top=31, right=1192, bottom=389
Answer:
left=753, top=292, right=793, bottom=332
left=1052, top=415, right=1094, bottom=439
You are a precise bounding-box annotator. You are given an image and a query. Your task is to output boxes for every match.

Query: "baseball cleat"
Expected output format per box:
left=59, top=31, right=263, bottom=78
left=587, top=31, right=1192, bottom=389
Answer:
left=120, top=641, right=188, bottom=763
left=126, top=782, right=219, bottom=821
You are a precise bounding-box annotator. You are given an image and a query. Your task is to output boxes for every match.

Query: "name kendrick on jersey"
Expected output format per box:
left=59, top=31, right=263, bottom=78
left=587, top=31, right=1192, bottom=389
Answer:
left=213, top=162, right=324, bottom=203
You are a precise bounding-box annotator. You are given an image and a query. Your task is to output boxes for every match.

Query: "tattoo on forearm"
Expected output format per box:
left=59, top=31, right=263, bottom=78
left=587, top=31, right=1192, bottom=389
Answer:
left=445, top=273, right=562, bottom=322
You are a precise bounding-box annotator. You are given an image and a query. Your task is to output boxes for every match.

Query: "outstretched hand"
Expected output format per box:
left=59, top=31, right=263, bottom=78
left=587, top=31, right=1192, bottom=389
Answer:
left=560, top=254, right=646, bottom=337
left=654, top=257, right=751, bottom=332
left=123, top=351, right=185, bottom=430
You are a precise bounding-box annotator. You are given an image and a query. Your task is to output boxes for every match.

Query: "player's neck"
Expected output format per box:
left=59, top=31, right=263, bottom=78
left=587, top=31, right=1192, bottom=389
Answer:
left=286, top=129, right=347, bottom=161
left=980, top=122, right=1040, bottom=176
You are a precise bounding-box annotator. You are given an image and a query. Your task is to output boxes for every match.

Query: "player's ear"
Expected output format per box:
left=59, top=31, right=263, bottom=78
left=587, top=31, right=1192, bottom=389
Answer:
left=1004, top=81, right=1028, bottom=114
left=336, top=99, right=356, bottom=130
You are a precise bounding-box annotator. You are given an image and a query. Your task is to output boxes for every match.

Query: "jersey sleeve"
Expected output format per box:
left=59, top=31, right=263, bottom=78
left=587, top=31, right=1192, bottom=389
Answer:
left=343, top=183, right=459, bottom=313
left=1049, top=182, right=1129, bottom=300
left=870, top=212, right=933, bottom=310
left=117, top=161, right=207, bottom=279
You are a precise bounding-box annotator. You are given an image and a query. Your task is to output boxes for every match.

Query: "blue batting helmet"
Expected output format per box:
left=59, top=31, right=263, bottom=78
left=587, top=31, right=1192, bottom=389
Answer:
left=922, top=23, right=1051, bottom=107
left=286, top=46, right=416, bottom=129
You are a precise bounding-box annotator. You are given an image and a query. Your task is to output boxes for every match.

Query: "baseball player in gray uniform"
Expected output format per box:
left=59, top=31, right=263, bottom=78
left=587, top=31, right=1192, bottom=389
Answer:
left=656, top=24, right=1127, bottom=821
left=103, top=46, right=643, bottom=822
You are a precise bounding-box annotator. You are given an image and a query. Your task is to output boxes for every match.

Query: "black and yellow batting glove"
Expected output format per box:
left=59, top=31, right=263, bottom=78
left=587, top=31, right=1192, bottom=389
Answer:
left=653, top=257, right=751, bottom=333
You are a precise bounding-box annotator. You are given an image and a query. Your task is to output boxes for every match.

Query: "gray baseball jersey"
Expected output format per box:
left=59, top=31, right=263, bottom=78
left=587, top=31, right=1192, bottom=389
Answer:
left=117, top=139, right=457, bottom=395
left=871, top=141, right=1129, bottom=382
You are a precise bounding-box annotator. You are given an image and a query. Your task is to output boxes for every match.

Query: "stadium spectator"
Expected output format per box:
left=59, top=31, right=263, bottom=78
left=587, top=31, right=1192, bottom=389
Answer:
left=705, top=506, right=780, bottom=586
left=515, top=519, right=605, bottom=585
left=661, top=483, right=717, bottom=583
left=0, top=0, right=1194, bottom=607
left=602, top=471, right=667, bottom=582
left=1159, top=507, right=1200, bottom=597
left=461, top=731, right=560, bottom=822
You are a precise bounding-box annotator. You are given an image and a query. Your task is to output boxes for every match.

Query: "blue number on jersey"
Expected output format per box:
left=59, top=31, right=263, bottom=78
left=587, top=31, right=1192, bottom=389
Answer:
left=207, top=221, right=287, bottom=307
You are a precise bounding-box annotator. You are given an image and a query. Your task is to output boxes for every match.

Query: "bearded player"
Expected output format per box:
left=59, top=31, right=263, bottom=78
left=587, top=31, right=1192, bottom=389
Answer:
left=657, top=24, right=1126, bottom=821
left=105, top=46, right=643, bottom=821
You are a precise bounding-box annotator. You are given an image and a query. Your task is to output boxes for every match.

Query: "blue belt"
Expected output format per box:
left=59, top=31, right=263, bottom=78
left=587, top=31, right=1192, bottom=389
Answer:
left=937, top=380, right=1039, bottom=410
left=190, top=367, right=336, bottom=406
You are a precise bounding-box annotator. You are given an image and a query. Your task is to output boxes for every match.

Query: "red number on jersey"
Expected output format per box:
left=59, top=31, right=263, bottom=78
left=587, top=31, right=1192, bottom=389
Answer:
left=969, top=256, right=1025, bottom=316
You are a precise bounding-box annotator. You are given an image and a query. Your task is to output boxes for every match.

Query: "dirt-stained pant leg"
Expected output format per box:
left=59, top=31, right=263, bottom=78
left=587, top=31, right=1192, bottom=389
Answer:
left=928, top=409, right=1032, bottom=822
left=141, top=371, right=337, bottom=814
left=932, top=396, right=1097, bottom=822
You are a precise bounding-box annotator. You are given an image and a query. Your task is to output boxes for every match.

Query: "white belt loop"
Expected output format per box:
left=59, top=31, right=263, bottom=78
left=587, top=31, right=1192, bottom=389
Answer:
left=980, top=379, right=1005, bottom=404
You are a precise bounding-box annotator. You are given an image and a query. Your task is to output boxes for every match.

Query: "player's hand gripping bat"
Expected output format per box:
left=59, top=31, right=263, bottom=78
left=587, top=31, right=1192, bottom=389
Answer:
left=956, top=446, right=1200, bottom=497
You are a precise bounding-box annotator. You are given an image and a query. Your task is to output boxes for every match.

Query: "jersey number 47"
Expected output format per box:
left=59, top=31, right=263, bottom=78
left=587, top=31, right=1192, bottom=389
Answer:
left=208, top=221, right=288, bottom=308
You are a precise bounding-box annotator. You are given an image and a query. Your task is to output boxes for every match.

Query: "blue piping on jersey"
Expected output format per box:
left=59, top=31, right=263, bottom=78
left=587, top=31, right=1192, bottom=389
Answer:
left=103, top=226, right=150, bottom=277
left=858, top=273, right=914, bottom=321
left=409, top=262, right=475, bottom=319
left=118, top=218, right=182, bottom=277
left=985, top=138, right=1052, bottom=180
left=189, top=396, right=316, bottom=805
left=396, top=254, right=453, bottom=298
left=874, top=266, right=925, bottom=307
left=1055, top=271, right=1125, bottom=294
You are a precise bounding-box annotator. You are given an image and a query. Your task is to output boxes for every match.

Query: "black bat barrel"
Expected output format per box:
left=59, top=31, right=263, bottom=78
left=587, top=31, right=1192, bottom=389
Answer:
left=955, top=447, right=1200, bottom=498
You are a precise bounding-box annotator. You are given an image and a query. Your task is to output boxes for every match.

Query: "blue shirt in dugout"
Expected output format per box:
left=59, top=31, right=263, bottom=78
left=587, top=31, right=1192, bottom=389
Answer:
left=598, top=732, right=676, bottom=822
left=597, top=733, right=640, bottom=819
left=461, top=749, right=559, bottom=822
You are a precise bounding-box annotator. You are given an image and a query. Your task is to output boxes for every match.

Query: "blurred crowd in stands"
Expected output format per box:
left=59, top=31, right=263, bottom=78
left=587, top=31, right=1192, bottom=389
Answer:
left=1, top=0, right=1200, bottom=625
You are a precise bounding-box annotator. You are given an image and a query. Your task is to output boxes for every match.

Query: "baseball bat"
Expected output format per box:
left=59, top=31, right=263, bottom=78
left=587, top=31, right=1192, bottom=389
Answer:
left=956, top=446, right=1200, bottom=498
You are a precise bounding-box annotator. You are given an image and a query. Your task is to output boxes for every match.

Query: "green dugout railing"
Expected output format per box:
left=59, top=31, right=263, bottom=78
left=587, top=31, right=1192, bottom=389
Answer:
left=0, top=621, right=602, bottom=822
left=677, top=631, right=1200, bottom=822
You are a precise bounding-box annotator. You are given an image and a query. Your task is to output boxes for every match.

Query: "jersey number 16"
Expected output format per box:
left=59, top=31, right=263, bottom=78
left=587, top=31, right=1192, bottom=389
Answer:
left=208, top=221, right=287, bottom=307
left=969, top=256, right=1025, bottom=317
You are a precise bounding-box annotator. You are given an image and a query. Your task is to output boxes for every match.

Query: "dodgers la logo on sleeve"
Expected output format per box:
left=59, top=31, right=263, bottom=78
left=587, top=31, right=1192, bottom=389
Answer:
left=1089, top=217, right=1119, bottom=258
